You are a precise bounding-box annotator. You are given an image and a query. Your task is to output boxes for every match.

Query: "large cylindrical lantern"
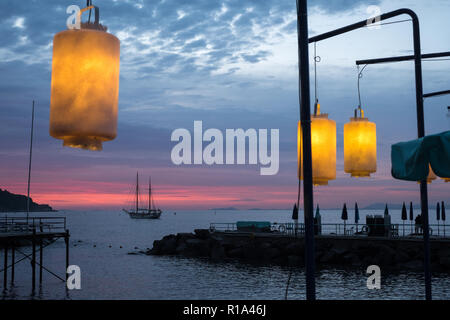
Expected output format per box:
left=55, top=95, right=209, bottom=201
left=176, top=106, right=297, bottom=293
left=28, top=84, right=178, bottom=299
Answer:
left=50, top=8, right=120, bottom=151
left=298, top=112, right=336, bottom=186
left=344, top=116, right=377, bottom=177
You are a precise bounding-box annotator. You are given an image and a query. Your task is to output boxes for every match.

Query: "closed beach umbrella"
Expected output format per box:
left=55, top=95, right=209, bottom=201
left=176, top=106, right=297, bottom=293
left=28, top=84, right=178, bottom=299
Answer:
left=292, top=204, right=299, bottom=236
left=342, top=203, right=348, bottom=234
left=442, top=202, right=446, bottom=221
left=409, top=202, right=414, bottom=221
left=341, top=203, right=348, bottom=221
left=442, top=201, right=446, bottom=237
left=437, top=202, right=441, bottom=221
left=437, top=202, right=441, bottom=236
left=401, top=202, right=407, bottom=221
left=409, top=202, right=414, bottom=234
left=315, top=204, right=321, bottom=234
left=354, top=202, right=360, bottom=232
left=292, top=204, right=298, bottom=220
left=401, top=202, right=407, bottom=236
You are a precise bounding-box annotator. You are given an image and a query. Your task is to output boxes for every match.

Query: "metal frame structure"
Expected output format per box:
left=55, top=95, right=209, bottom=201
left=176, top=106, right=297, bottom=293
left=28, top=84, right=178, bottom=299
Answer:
left=356, top=51, right=450, bottom=65
left=296, top=0, right=315, bottom=300
left=0, top=217, right=69, bottom=293
left=356, top=52, right=450, bottom=99
left=297, top=1, right=437, bottom=300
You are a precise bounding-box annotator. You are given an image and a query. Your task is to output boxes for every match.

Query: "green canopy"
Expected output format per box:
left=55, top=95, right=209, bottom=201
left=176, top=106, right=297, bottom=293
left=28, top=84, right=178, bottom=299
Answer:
left=391, top=130, right=450, bottom=181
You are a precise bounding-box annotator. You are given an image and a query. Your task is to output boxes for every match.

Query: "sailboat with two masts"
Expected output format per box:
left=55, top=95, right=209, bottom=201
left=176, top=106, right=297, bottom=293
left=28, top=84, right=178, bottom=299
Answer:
left=123, top=173, right=162, bottom=219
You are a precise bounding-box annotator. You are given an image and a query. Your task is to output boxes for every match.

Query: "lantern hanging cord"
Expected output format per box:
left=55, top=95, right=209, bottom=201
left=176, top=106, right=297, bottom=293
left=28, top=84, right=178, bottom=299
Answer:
left=313, top=42, right=321, bottom=115
left=377, top=19, right=411, bottom=27
left=87, top=0, right=93, bottom=23
left=357, top=64, right=368, bottom=118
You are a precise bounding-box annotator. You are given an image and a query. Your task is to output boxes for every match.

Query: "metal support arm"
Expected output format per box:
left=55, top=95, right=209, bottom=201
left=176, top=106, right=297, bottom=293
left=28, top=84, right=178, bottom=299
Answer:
left=307, top=8, right=432, bottom=300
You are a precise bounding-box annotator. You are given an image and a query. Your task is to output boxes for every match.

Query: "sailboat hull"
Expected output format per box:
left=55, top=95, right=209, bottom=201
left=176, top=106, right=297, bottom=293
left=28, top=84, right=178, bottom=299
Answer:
left=123, top=209, right=162, bottom=219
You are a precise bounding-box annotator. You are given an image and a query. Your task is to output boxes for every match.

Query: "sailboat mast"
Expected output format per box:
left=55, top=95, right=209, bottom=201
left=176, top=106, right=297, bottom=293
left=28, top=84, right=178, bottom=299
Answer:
left=26, top=100, right=35, bottom=224
left=148, top=177, right=151, bottom=211
left=136, top=172, right=139, bottom=212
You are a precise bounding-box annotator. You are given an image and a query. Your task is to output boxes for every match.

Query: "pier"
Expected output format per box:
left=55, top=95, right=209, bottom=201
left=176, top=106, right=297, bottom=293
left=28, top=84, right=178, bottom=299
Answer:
left=147, top=222, right=450, bottom=273
left=209, top=221, right=450, bottom=238
left=0, top=216, right=69, bottom=293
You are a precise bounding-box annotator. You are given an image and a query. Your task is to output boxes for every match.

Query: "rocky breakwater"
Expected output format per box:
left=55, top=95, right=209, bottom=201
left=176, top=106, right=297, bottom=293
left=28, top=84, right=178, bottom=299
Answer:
left=143, top=229, right=450, bottom=273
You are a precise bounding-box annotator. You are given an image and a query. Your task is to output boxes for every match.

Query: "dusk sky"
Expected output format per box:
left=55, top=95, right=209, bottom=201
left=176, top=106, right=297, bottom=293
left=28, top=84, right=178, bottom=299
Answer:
left=1, top=0, right=449, bottom=210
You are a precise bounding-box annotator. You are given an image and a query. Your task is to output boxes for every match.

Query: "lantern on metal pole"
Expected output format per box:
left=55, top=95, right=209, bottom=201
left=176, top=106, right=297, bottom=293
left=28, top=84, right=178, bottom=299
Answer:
left=344, top=66, right=377, bottom=177
left=50, top=2, right=120, bottom=151
left=297, top=43, right=336, bottom=186
left=296, top=0, right=316, bottom=300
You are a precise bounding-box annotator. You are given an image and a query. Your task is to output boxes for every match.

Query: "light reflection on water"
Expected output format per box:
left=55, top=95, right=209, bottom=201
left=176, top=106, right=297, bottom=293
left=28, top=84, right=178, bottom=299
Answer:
left=1, top=210, right=449, bottom=300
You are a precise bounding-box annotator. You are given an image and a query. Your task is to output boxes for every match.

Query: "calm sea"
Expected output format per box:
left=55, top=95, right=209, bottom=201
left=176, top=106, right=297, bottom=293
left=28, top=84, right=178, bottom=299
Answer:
left=1, top=209, right=449, bottom=300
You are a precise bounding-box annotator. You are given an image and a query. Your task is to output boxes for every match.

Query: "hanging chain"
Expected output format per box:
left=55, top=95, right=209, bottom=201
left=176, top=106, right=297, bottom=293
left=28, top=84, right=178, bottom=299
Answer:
left=357, top=64, right=368, bottom=117
left=313, top=42, right=321, bottom=115
left=87, top=0, right=93, bottom=23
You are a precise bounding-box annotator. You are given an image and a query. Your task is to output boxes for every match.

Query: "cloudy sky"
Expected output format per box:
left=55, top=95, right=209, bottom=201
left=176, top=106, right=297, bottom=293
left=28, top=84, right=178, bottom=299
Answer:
left=0, top=0, right=449, bottom=210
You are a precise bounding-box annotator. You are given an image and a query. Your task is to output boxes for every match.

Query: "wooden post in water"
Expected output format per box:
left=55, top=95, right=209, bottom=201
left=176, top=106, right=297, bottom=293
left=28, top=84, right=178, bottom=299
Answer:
left=32, top=228, right=36, bottom=293
left=39, top=239, right=43, bottom=285
left=11, top=245, right=15, bottom=285
left=65, top=230, right=70, bottom=282
left=3, top=245, right=7, bottom=290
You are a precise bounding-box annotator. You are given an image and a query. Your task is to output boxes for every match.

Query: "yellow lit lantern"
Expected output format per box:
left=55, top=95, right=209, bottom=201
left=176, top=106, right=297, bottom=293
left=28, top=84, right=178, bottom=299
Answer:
left=298, top=104, right=336, bottom=186
left=344, top=111, right=377, bottom=177
left=50, top=6, right=120, bottom=151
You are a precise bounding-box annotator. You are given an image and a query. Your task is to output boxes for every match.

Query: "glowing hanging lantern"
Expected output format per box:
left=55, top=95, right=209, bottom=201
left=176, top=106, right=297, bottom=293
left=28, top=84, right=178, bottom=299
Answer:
left=50, top=5, right=120, bottom=151
left=298, top=104, right=336, bottom=186
left=344, top=109, right=377, bottom=177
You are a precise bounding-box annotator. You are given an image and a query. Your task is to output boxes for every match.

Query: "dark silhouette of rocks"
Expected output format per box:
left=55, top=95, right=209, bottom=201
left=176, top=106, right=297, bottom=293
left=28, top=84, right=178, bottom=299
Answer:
left=142, top=229, right=450, bottom=273
left=0, top=189, right=55, bottom=212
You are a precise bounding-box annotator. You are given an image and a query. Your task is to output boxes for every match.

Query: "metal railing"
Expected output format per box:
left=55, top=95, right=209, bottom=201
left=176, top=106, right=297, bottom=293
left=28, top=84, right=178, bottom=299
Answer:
left=0, top=216, right=66, bottom=234
left=210, top=222, right=450, bottom=238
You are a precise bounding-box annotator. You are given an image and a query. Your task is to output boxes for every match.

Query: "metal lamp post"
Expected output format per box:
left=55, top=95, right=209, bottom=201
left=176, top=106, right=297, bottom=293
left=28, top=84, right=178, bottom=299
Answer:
left=298, top=5, right=434, bottom=300
left=296, top=0, right=316, bottom=301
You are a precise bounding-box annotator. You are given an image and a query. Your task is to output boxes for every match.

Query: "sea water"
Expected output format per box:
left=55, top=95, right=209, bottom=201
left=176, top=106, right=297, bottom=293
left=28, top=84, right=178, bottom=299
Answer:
left=1, top=209, right=449, bottom=300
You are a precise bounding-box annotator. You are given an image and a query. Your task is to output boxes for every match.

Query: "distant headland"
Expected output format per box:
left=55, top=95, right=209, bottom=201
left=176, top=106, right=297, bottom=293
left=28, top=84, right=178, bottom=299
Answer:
left=0, top=189, right=55, bottom=212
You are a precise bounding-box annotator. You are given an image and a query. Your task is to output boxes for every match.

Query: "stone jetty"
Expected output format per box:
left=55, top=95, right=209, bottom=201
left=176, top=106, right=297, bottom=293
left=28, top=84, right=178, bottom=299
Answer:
left=140, top=229, right=450, bottom=273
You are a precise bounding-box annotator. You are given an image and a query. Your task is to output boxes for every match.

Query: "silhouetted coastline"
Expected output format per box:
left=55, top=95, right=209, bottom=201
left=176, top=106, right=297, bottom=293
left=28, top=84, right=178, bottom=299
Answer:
left=0, top=188, right=56, bottom=212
